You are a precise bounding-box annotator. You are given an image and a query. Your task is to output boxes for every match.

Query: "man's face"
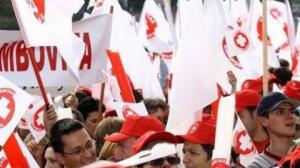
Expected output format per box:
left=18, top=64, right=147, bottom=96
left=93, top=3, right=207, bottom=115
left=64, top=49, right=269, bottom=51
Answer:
left=261, top=102, right=298, bottom=138
left=57, top=128, right=96, bottom=168
left=183, top=141, right=211, bottom=168
left=84, top=111, right=98, bottom=139
left=112, top=137, right=137, bottom=162
left=44, top=146, right=63, bottom=168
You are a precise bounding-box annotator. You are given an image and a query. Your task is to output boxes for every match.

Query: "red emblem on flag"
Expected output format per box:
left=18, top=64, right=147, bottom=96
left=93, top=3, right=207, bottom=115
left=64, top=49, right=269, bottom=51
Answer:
left=0, top=88, right=16, bottom=128
left=31, top=106, right=45, bottom=132
left=270, top=7, right=282, bottom=19
left=0, top=156, right=9, bottom=168
left=256, top=17, right=271, bottom=44
left=233, top=130, right=255, bottom=155
left=222, top=38, right=243, bottom=69
left=145, top=13, right=157, bottom=39
left=211, top=158, right=229, bottom=168
left=122, top=105, right=138, bottom=118
left=234, top=31, right=249, bottom=50
left=26, top=0, right=45, bottom=23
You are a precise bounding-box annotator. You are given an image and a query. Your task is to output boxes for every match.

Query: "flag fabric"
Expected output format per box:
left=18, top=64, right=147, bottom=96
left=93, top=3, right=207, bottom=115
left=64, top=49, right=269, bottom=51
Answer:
left=0, top=151, right=10, bottom=168
left=137, top=0, right=173, bottom=53
left=233, top=116, right=258, bottom=167
left=166, top=0, right=218, bottom=134
left=0, top=75, right=33, bottom=146
left=109, top=102, right=149, bottom=120
left=11, top=0, right=85, bottom=78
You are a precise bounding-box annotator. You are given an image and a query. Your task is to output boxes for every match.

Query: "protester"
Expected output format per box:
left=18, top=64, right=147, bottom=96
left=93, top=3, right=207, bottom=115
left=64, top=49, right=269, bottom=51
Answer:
left=235, top=90, right=269, bottom=153
left=50, top=118, right=97, bottom=168
left=248, top=92, right=298, bottom=168
left=104, top=115, right=165, bottom=161
left=177, top=115, right=216, bottom=168
left=44, top=146, right=64, bottom=168
left=143, top=98, right=169, bottom=125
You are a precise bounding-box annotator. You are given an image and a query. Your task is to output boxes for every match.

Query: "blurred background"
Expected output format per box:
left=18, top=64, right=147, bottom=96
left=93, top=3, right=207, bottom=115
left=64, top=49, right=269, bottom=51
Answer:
left=0, top=0, right=299, bottom=30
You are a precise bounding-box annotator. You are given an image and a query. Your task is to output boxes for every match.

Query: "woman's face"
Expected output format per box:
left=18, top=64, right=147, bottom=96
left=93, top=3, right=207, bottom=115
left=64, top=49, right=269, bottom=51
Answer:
left=142, top=154, right=180, bottom=168
left=183, top=141, right=211, bottom=168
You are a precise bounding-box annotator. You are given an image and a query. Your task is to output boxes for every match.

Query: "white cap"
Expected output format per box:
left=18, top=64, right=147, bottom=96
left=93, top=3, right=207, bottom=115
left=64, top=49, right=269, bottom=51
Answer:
left=118, top=142, right=177, bottom=167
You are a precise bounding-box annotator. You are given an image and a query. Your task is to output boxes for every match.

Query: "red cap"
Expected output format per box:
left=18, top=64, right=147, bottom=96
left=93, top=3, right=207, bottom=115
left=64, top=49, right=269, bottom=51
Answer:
left=104, top=115, right=164, bottom=142
left=103, top=110, right=118, bottom=118
left=177, top=117, right=216, bottom=145
left=75, top=85, right=92, bottom=96
left=284, top=80, right=300, bottom=100
left=241, top=74, right=277, bottom=93
left=235, top=90, right=261, bottom=112
left=132, top=131, right=177, bottom=154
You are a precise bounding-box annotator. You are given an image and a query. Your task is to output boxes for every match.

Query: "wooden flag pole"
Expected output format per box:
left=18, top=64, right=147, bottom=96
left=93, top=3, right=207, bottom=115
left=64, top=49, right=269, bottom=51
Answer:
left=106, top=50, right=136, bottom=103
left=4, top=134, right=29, bottom=168
left=262, top=0, right=269, bottom=96
left=97, top=82, right=106, bottom=124
left=27, top=47, right=49, bottom=106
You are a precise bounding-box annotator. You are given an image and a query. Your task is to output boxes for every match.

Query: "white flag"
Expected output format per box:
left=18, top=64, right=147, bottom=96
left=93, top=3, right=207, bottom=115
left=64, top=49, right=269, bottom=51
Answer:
left=109, top=102, right=149, bottom=120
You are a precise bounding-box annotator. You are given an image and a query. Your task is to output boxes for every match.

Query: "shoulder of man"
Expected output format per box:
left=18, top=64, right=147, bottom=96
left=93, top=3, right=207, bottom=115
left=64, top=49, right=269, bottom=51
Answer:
left=247, top=153, right=278, bottom=168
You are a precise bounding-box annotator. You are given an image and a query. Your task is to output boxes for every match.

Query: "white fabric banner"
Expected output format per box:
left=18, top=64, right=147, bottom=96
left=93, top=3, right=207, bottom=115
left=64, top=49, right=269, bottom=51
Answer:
left=0, top=14, right=112, bottom=87
left=109, top=102, right=149, bottom=120
left=0, top=75, right=33, bottom=146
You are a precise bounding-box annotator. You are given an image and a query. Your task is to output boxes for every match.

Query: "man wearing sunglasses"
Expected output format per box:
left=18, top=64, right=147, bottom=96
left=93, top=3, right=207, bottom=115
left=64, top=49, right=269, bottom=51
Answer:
left=248, top=92, right=299, bottom=168
left=50, top=118, right=97, bottom=168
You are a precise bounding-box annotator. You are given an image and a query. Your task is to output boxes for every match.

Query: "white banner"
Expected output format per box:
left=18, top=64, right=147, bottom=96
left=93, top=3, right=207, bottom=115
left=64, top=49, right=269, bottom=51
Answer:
left=109, top=102, right=149, bottom=120
left=0, top=75, right=33, bottom=146
left=0, top=14, right=112, bottom=87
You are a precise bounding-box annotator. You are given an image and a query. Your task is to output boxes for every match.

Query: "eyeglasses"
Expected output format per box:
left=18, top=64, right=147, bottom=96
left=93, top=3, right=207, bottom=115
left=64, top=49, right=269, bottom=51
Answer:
left=63, top=140, right=96, bottom=156
left=148, top=156, right=180, bottom=166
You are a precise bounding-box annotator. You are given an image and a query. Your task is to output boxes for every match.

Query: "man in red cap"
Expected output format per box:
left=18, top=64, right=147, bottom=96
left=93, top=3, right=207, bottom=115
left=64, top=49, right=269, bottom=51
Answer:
left=104, top=115, right=164, bottom=161
left=177, top=116, right=216, bottom=168
left=235, top=90, right=268, bottom=153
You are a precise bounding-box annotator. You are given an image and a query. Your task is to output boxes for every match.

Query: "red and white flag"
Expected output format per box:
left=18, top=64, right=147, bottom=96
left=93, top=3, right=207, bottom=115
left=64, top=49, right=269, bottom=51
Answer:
left=0, top=75, right=33, bottom=146
left=109, top=102, right=149, bottom=120
left=0, top=151, right=10, bottom=168
left=233, top=116, right=258, bottom=167
left=166, top=0, right=218, bottom=134
left=11, top=0, right=85, bottom=78
left=137, top=0, right=173, bottom=53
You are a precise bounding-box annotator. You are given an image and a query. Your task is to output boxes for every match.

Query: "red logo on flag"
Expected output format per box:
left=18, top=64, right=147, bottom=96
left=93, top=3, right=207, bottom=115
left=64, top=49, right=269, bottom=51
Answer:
left=233, top=130, right=255, bottom=155
left=234, top=31, right=249, bottom=50
left=0, top=88, right=16, bottom=128
left=211, top=158, right=229, bottom=168
left=256, top=17, right=271, bottom=44
left=270, top=7, right=282, bottom=19
left=31, top=106, right=45, bottom=132
left=145, top=13, right=157, bottom=39
left=222, top=38, right=243, bottom=69
left=26, top=0, right=45, bottom=23
left=0, top=156, right=9, bottom=168
left=122, top=105, right=138, bottom=118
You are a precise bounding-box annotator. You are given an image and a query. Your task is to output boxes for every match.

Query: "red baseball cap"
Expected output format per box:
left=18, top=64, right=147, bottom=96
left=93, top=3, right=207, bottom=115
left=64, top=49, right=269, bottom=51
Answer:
left=241, top=74, right=277, bottom=93
left=132, top=131, right=177, bottom=154
left=284, top=80, right=300, bottom=100
left=75, top=85, right=92, bottom=96
left=104, top=115, right=164, bottom=142
left=177, top=117, right=216, bottom=145
left=235, top=90, right=261, bottom=112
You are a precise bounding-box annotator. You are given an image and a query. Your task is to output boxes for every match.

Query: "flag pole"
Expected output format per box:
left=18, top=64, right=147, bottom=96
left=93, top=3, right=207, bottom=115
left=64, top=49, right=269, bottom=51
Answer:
left=262, top=0, right=268, bottom=96
left=97, top=82, right=105, bottom=124
left=27, top=47, right=49, bottom=106
left=106, top=50, right=136, bottom=103
left=3, top=134, right=29, bottom=168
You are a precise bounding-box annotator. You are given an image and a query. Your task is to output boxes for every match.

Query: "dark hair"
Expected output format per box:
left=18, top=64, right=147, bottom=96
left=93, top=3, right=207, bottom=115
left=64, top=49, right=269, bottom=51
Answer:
left=143, top=98, right=168, bottom=115
left=273, top=67, right=292, bottom=86
left=50, top=119, right=85, bottom=153
left=77, top=96, right=105, bottom=121
left=72, top=108, right=85, bottom=123
left=201, top=144, right=214, bottom=160
left=279, top=58, right=290, bottom=69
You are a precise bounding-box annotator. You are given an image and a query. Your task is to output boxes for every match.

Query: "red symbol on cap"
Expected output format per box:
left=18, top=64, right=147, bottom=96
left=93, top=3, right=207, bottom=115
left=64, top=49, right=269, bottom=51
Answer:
left=234, top=130, right=255, bottom=155
left=222, top=38, right=243, bottom=69
left=26, top=0, right=45, bottom=24
left=211, top=158, right=229, bottom=168
left=234, top=31, right=249, bottom=50
left=0, top=88, right=16, bottom=128
left=0, top=156, right=9, bottom=168
left=270, top=7, right=282, bottom=19
left=122, top=105, right=138, bottom=118
left=31, top=106, right=45, bottom=132
left=145, top=13, right=157, bottom=39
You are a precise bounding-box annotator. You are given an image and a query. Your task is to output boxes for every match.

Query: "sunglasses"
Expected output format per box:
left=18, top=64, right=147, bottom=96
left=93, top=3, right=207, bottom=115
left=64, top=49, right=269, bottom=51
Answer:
left=148, top=156, right=180, bottom=166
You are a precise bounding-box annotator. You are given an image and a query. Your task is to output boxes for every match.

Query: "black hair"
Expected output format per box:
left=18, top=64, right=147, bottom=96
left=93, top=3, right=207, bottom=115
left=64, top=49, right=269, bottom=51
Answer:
left=77, top=96, right=105, bottom=121
left=50, top=118, right=85, bottom=153
left=201, top=144, right=214, bottom=161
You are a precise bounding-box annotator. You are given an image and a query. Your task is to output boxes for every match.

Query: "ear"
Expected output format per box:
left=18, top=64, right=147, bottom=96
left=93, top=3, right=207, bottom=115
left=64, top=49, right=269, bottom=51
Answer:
left=258, top=116, right=269, bottom=127
left=55, top=153, right=66, bottom=165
